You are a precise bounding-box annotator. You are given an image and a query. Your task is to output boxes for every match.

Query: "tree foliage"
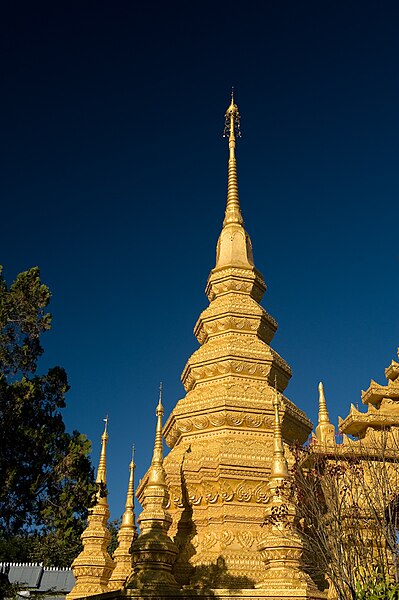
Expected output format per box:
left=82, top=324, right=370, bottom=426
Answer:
left=0, top=266, right=95, bottom=567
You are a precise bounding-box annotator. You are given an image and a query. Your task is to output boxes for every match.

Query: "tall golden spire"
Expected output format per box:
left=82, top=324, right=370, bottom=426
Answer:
left=108, top=446, right=138, bottom=590
left=315, top=382, right=335, bottom=444
left=127, top=385, right=178, bottom=591
left=67, top=418, right=114, bottom=599
left=223, top=88, right=243, bottom=226
left=214, top=91, right=255, bottom=270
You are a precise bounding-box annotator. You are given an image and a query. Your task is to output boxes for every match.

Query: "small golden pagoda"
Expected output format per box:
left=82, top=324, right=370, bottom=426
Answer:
left=256, top=387, right=323, bottom=599
left=314, top=382, right=335, bottom=446
left=127, top=385, right=179, bottom=591
left=67, top=419, right=114, bottom=599
left=108, top=448, right=137, bottom=590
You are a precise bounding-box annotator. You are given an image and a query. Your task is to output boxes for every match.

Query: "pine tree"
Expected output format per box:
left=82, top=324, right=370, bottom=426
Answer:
left=0, top=266, right=95, bottom=567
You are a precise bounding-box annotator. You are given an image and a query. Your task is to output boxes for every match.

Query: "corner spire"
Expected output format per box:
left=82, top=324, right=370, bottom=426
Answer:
left=257, top=386, right=319, bottom=594
left=315, top=382, right=335, bottom=444
left=223, top=89, right=243, bottom=226
left=270, top=386, right=289, bottom=481
left=108, top=445, right=138, bottom=591
left=127, top=386, right=178, bottom=591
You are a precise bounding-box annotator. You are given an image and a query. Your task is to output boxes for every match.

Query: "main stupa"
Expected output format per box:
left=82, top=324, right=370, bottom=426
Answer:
left=67, top=94, right=324, bottom=600
left=155, top=93, right=312, bottom=586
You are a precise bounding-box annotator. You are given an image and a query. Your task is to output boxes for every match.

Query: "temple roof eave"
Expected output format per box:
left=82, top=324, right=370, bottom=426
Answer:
left=385, top=360, right=399, bottom=382
left=339, top=411, right=399, bottom=436
left=361, top=382, right=399, bottom=405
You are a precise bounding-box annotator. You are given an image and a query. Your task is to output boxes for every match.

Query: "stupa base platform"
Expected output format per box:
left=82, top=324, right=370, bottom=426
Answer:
left=74, top=586, right=326, bottom=600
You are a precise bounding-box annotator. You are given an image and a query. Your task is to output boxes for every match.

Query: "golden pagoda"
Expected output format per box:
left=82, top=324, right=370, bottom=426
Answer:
left=67, top=95, right=399, bottom=600
left=127, top=385, right=179, bottom=591
left=108, top=448, right=137, bottom=590
left=314, top=382, right=335, bottom=445
left=157, top=92, right=312, bottom=587
left=67, top=418, right=114, bottom=599
left=256, top=387, right=323, bottom=599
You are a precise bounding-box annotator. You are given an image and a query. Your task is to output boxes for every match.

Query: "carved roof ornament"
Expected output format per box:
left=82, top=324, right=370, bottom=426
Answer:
left=108, top=446, right=137, bottom=590
left=67, top=418, right=114, bottom=599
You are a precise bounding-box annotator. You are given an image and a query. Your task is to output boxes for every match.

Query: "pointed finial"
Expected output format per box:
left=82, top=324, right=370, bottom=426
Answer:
left=96, top=416, right=109, bottom=486
left=147, top=384, right=165, bottom=485
left=270, top=381, right=289, bottom=480
left=156, top=381, right=164, bottom=417
left=122, top=447, right=136, bottom=528
left=318, top=382, right=330, bottom=424
left=223, top=90, right=243, bottom=226
left=131, top=444, right=135, bottom=468
left=316, top=382, right=335, bottom=444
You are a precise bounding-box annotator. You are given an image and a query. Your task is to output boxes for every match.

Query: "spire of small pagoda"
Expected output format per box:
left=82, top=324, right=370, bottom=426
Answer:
left=67, top=418, right=114, bottom=599
left=315, top=382, right=335, bottom=445
left=127, top=384, right=178, bottom=591
left=108, top=446, right=138, bottom=590
left=96, top=415, right=108, bottom=491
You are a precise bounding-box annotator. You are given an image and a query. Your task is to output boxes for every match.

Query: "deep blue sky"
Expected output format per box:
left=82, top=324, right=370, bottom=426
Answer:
left=1, top=1, right=398, bottom=520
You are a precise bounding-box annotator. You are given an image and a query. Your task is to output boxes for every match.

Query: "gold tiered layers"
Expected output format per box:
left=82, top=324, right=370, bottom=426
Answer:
left=154, top=94, right=312, bottom=587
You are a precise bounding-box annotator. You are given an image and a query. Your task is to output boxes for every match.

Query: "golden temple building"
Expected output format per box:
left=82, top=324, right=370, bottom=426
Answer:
left=67, top=95, right=399, bottom=600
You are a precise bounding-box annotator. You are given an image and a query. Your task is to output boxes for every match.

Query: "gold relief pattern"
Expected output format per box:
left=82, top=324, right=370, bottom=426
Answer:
left=235, top=480, right=253, bottom=502
left=205, top=485, right=219, bottom=504
left=193, top=415, right=209, bottom=429
left=254, top=482, right=269, bottom=504
left=220, top=481, right=234, bottom=502
left=202, top=532, right=218, bottom=550
left=220, top=530, right=235, bottom=548
left=237, top=531, right=254, bottom=549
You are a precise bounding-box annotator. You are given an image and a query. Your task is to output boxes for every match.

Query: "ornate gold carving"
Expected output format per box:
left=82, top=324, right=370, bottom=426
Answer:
left=236, top=480, right=253, bottom=502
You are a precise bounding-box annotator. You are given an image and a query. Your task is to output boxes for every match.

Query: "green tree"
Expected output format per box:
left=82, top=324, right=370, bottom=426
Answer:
left=0, top=266, right=95, bottom=567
